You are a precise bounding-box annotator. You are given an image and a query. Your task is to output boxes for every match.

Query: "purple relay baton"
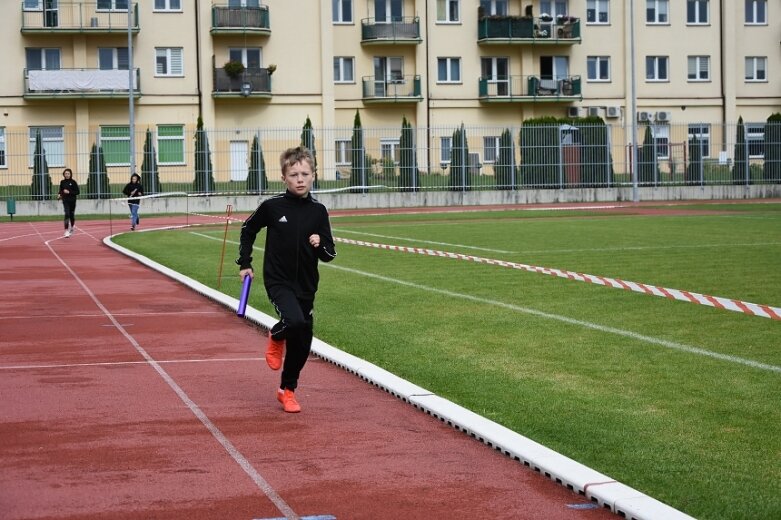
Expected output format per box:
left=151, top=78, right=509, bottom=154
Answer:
left=237, top=276, right=252, bottom=317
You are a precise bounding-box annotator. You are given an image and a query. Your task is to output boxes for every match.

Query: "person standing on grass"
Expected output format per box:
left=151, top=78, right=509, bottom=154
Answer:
left=122, top=173, right=143, bottom=231
left=237, top=146, right=337, bottom=413
left=58, top=168, right=80, bottom=238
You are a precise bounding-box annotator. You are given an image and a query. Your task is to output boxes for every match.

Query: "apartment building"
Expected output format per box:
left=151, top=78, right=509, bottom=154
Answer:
left=0, top=0, right=778, bottom=183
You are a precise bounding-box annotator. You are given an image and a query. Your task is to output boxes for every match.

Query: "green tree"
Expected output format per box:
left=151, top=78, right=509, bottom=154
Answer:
left=732, top=116, right=748, bottom=185
left=350, top=110, right=367, bottom=194
left=638, top=125, right=657, bottom=185
left=86, top=142, right=110, bottom=199
left=141, top=128, right=161, bottom=194
left=193, top=117, right=215, bottom=193
left=30, top=129, right=52, bottom=200
left=580, top=121, right=613, bottom=187
left=519, top=119, right=559, bottom=187
left=399, top=116, right=418, bottom=192
left=449, top=123, right=470, bottom=191
left=247, top=134, right=267, bottom=193
left=495, top=128, right=515, bottom=190
left=686, top=136, right=703, bottom=185
left=763, top=113, right=781, bottom=181
left=300, top=116, right=318, bottom=189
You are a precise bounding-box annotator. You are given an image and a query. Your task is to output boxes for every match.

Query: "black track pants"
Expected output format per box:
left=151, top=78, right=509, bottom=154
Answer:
left=268, top=285, right=314, bottom=391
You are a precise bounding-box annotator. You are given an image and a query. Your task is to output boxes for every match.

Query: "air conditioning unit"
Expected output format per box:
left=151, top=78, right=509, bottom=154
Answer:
left=567, top=106, right=580, bottom=118
left=606, top=106, right=621, bottom=118
left=587, top=107, right=601, bottom=117
left=656, top=111, right=671, bottom=122
left=638, top=111, right=652, bottom=122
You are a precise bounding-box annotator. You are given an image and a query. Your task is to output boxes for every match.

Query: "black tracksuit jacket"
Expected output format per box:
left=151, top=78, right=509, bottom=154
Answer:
left=58, top=178, right=80, bottom=201
left=237, top=191, right=336, bottom=300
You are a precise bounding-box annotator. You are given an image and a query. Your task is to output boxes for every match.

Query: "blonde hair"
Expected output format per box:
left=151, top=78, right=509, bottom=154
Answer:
left=280, top=146, right=316, bottom=176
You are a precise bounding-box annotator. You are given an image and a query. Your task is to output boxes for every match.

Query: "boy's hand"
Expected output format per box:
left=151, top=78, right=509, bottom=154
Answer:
left=239, top=268, right=254, bottom=280
left=309, top=234, right=321, bottom=248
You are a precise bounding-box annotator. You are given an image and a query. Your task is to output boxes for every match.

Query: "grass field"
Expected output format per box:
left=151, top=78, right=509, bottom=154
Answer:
left=112, top=203, right=781, bottom=520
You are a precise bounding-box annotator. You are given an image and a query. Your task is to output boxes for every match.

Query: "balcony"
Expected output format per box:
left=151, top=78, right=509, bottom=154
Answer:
left=21, top=2, right=139, bottom=34
left=24, top=68, right=140, bottom=99
left=361, top=17, right=421, bottom=45
left=362, top=75, right=422, bottom=103
left=211, top=4, right=270, bottom=35
left=478, top=75, right=581, bottom=102
left=213, top=67, right=272, bottom=99
left=477, top=15, right=580, bottom=45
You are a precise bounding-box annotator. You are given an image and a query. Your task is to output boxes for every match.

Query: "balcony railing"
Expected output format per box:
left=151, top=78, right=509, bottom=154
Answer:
left=362, top=75, right=422, bottom=102
left=213, top=67, right=272, bottom=98
left=477, top=15, right=580, bottom=44
left=478, top=75, right=582, bottom=101
left=21, top=2, right=139, bottom=33
left=24, top=68, right=140, bottom=98
left=211, top=5, right=270, bottom=34
left=361, top=17, right=421, bottom=44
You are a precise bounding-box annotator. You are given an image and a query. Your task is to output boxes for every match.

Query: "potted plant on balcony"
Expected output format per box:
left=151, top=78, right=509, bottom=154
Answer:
left=266, top=64, right=276, bottom=75
left=223, top=60, right=245, bottom=79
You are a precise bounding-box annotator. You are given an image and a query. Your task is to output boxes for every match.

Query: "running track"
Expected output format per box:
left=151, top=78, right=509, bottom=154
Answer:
left=0, top=217, right=635, bottom=519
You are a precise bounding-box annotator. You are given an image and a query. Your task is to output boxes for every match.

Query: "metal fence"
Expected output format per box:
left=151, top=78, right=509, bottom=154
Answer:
left=1, top=122, right=779, bottom=201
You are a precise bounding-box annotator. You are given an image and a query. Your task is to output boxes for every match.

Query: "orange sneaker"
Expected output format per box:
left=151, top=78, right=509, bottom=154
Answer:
left=265, top=336, right=285, bottom=370
left=277, top=389, right=301, bottom=413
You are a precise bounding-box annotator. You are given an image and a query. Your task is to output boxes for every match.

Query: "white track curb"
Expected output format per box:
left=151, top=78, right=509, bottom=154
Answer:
left=104, top=234, right=696, bottom=520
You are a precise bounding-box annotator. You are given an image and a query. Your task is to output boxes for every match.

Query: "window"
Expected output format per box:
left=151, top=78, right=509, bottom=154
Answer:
left=687, top=56, right=709, bottom=81
left=26, top=48, right=60, bottom=71
left=97, top=0, right=129, bottom=10
left=380, top=138, right=400, bottom=164
left=440, top=136, right=452, bottom=164
left=540, top=56, right=569, bottom=80
left=154, top=0, right=182, bottom=11
left=229, top=48, right=261, bottom=69
left=437, top=57, right=461, bottom=83
left=587, top=56, right=610, bottom=81
left=688, top=125, right=711, bottom=158
left=687, top=0, right=708, bottom=24
left=481, top=57, right=509, bottom=96
left=374, top=56, right=403, bottom=83
left=480, top=1, right=508, bottom=16
left=335, top=139, right=351, bottom=165
left=745, top=57, right=767, bottom=81
left=23, top=0, right=41, bottom=10
left=334, top=57, right=354, bottom=83
left=99, top=48, right=129, bottom=70
left=332, top=0, right=352, bottom=23
left=651, top=125, right=669, bottom=159
left=587, top=0, right=609, bottom=23
left=646, top=56, right=669, bottom=81
left=745, top=0, right=767, bottom=24
left=483, top=136, right=500, bottom=163
left=29, top=127, right=65, bottom=168
left=157, top=125, right=184, bottom=165
left=746, top=124, right=764, bottom=158
left=437, top=0, right=460, bottom=23
left=156, top=48, right=183, bottom=76
left=0, top=128, right=5, bottom=168
left=100, top=126, right=130, bottom=166
left=540, top=1, right=569, bottom=18
left=646, top=0, right=668, bottom=23
left=375, top=0, right=403, bottom=23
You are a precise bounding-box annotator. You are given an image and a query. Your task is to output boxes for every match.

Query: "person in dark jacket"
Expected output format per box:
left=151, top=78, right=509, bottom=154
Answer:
left=237, top=146, right=336, bottom=413
left=122, top=173, right=143, bottom=231
left=58, top=168, right=80, bottom=238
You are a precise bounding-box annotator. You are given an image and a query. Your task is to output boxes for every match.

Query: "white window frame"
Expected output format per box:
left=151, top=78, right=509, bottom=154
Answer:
left=540, top=1, right=569, bottom=18
left=98, top=47, right=129, bottom=70
left=97, top=0, right=129, bottom=11
left=334, top=57, right=354, bottom=83
left=586, top=0, right=609, bottom=24
left=229, top=47, right=262, bottom=69
left=26, top=48, right=61, bottom=71
left=651, top=125, right=670, bottom=159
left=687, top=56, right=709, bottom=81
left=746, top=123, right=764, bottom=159
left=440, top=136, right=452, bottom=165
left=28, top=126, right=65, bottom=168
left=100, top=125, right=131, bottom=166
left=483, top=136, right=500, bottom=164
left=480, top=1, right=508, bottom=16
left=23, top=0, right=41, bottom=10
left=437, top=57, right=461, bottom=83
left=437, top=0, right=460, bottom=23
left=155, top=47, right=183, bottom=77
left=745, top=57, right=767, bottom=82
left=156, top=125, right=185, bottom=165
left=686, top=0, right=709, bottom=25
left=587, top=56, right=610, bottom=81
left=154, top=0, right=182, bottom=12
left=646, top=0, right=669, bottom=24
left=335, top=139, right=351, bottom=165
left=688, top=124, right=711, bottom=158
left=745, top=0, right=767, bottom=25
left=646, top=56, right=669, bottom=82
left=380, top=138, right=401, bottom=164
left=0, top=128, right=6, bottom=168
left=333, top=0, right=353, bottom=23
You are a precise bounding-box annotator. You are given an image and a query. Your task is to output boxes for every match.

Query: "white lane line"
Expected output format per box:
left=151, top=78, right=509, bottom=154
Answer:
left=0, top=357, right=261, bottom=371
left=0, top=311, right=222, bottom=320
left=192, top=232, right=780, bottom=374
left=336, top=228, right=516, bottom=254
left=34, top=226, right=301, bottom=520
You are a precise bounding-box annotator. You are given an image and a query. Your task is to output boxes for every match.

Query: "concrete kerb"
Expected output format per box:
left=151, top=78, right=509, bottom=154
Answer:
left=103, top=232, right=696, bottom=520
